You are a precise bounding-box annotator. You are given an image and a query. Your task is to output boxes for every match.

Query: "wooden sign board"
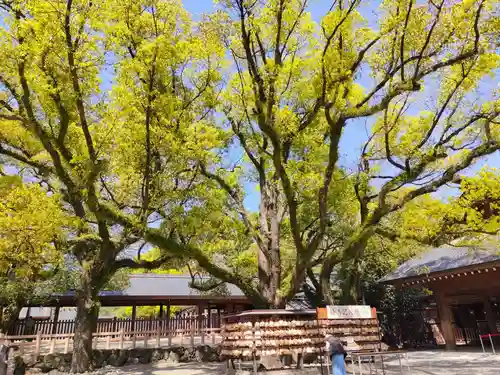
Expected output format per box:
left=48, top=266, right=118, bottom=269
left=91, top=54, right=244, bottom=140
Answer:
left=316, top=306, right=376, bottom=320
left=326, top=305, right=372, bottom=319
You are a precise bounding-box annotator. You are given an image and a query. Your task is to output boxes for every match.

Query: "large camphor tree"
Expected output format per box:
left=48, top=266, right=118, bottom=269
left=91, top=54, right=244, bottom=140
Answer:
left=0, top=0, right=499, bottom=371
left=0, top=0, right=221, bottom=370
left=170, top=0, right=500, bottom=305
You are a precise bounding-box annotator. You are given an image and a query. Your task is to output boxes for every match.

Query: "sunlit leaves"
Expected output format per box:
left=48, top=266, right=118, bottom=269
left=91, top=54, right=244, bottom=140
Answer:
left=0, top=177, right=69, bottom=276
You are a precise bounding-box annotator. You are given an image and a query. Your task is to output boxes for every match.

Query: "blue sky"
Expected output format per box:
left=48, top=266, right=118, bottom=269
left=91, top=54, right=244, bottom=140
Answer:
left=181, top=0, right=499, bottom=211
left=181, top=0, right=382, bottom=210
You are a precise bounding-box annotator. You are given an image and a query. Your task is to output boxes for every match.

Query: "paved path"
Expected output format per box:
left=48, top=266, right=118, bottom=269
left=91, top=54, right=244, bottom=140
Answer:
left=381, top=350, right=500, bottom=374
left=22, top=349, right=498, bottom=375
left=102, top=350, right=500, bottom=375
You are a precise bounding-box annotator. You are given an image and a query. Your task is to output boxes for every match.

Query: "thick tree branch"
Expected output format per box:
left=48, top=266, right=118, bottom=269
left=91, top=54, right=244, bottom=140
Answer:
left=99, top=203, right=269, bottom=307
left=0, top=142, right=53, bottom=174
left=113, top=254, right=175, bottom=271
left=64, top=0, right=95, bottom=162
left=199, top=163, right=264, bottom=250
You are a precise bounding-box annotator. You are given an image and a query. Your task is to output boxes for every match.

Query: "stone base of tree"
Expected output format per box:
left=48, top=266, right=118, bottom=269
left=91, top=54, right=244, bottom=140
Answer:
left=15, top=345, right=221, bottom=374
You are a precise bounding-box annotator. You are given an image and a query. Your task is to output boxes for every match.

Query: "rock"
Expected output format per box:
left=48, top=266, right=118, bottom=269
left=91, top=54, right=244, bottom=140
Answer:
left=42, top=355, right=55, bottom=369
left=181, top=348, right=197, bottom=362
left=138, top=351, right=151, bottom=365
left=150, top=349, right=164, bottom=363
left=38, top=353, right=69, bottom=373
left=91, top=350, right=111, bottom=369
left=167, top=351, right=180, bottom=363
left=127, top=349, right=151, bottom=365
left=195, top=345, right=217, bottom=362
left=32, top=361, right=51, bottom=373
left=14, top=356, right=26, bottom=375
left=107, top=350, right=128, bottom=367
left=22, top=355, right=39, bottom=368
left=19, top=344, right=222, bottom=373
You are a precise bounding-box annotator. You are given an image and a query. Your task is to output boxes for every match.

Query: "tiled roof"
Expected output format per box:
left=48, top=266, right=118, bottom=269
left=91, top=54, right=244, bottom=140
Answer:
left=379, top=246, right=500, bottom=283
left=55, top=274, right=245, bottom=298
left=123, top=274, right=245, bottom=297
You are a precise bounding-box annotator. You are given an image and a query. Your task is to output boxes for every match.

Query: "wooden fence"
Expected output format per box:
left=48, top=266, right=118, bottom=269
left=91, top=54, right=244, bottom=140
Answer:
left=10, top=314, right=221, bottom=336
left=1, top=326, right=223, bottom=357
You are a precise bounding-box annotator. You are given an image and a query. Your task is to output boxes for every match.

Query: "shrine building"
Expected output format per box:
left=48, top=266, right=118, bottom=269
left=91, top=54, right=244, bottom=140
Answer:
left=380, top=246, right=500, bottom=349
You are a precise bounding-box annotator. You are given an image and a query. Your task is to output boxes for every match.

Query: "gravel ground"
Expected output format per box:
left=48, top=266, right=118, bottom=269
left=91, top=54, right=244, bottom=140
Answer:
left=36, top=350, right=500, bottom=375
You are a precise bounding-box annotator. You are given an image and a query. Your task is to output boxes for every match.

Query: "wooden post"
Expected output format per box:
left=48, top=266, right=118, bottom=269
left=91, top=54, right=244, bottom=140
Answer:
left=159, top=304, right=164, bottom=319
left=207, top=307, right=212, bottom=329
left=132, top=333, right=136, bottom=349
left=436, top=291, right=456, bottom=350
left=64, top=337, right=70, bottom=354
left=144, top=335, right=148, bottom=349
left=217, top=308, right=222, bottom=328
left=156, top=325, right=161, bottom=348
left=106, top=335, right=111, bottom=350
left=483, top=297, right=498, bottom=333
left=190, top=325, right=195, bottom=348
left=35, top=333, right=41, bottom=357
left=119, top=329, right=124, bottom=350
left=51, top=306, right=60, bottom=334
left=112, top=317, right=117, bottom=333
left=198, top=305, right=205, bottom=345
left=131, top=304, right=137, bottom=333
left=49, top=337, right=55, bottom=354
left=166, top=303, right=171, bottom=346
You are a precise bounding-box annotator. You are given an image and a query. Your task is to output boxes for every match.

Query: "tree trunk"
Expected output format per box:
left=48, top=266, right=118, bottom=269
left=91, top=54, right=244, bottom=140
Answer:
left=258, top=181, right=283, bottom=308
left=0, top=304, right=22, bottom=334
left=338, top=229, right=372, bottom=304
left=319, top=256, right=340, bottom=305
left=340, top=256, right=363, bottom=304
left=70, top=291, right=99, bottom=373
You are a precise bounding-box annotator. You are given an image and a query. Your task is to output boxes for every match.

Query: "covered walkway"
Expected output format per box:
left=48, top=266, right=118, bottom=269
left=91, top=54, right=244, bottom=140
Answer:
left=14, top=275, right=251, bottom=336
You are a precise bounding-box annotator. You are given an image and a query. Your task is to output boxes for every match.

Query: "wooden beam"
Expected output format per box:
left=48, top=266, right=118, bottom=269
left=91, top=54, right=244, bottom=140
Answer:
left=131, top=304, right=137, bottom=332
left=158, top=303, right=164, bottom=329
left=51, top=306, right=60, bottom=334
left=198, top=305, right=204, bottom=344
left=166, top=303, right=171, bottom=346
left=435, top=291, right=456, bottom=350
left=483, top=297, right=498, bottom=334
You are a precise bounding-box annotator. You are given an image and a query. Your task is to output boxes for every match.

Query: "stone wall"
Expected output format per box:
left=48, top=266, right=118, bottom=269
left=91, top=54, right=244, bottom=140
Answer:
left=14, top=345, right=221, bottom=374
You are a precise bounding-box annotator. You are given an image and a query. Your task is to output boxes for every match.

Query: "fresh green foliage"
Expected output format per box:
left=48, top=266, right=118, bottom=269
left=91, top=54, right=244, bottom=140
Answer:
left=0, top=176, right=73, bottom=331
left=0, top=3, right=498, bottom=367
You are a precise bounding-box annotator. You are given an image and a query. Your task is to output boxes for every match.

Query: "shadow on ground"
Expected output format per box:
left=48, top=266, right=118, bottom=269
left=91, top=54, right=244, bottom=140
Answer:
left=93, top=350, right=500, bottom=375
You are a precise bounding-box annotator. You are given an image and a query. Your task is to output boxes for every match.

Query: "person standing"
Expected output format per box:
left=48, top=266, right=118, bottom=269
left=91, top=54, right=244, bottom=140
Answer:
left=326, top=335, right=347, bottom=375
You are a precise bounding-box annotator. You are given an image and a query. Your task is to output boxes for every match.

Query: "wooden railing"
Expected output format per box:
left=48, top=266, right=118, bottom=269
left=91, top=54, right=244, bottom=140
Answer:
left=1, top=327, right=222, bottom=357
left=10, top=315, right=221, bottom=336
